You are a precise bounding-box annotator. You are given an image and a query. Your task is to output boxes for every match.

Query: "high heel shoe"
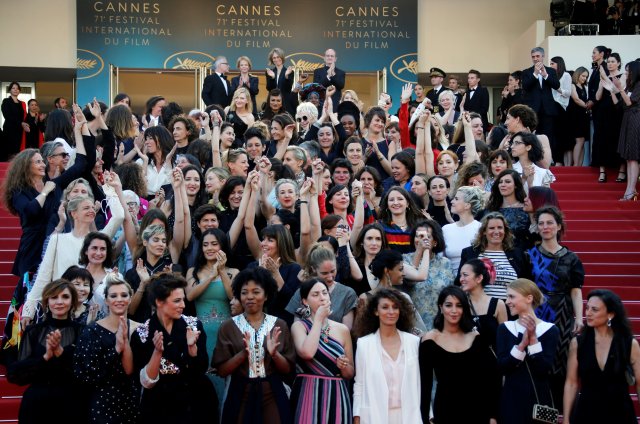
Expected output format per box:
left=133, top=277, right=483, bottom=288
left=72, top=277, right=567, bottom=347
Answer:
left=619, top=192, right=638, bottom=201
left=598, top=171, right=607, bottom=183
left=616, top=172, right=627, bottom=183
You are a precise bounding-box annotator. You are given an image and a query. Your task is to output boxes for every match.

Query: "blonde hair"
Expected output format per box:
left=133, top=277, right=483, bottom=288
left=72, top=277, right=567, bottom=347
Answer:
left=508, top=278, right=544, bottom=309
left=296, top=102, right=319, bottom=121
left=341, top=89, right=364, bottom=110
left=456, top=186, right=486, bottom=216
left=229, top=87, right=252, bottom=114
left=236, top=55, right=253, bottom=69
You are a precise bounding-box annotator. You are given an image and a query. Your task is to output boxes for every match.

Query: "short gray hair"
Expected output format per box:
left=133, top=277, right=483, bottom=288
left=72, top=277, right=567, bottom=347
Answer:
left=531, top=47, right=545, bottom=56
left=214, top=56, right=228, bottom=70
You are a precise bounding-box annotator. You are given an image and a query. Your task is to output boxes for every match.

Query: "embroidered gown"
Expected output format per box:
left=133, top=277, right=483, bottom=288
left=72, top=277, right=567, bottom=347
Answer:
left=213, top=313, right=296, bottom=424
left=130, top=314, right=215, bottom=424
left=73, top=322, right=139, bottom=423
left=291, top=319, right=352, bottom=423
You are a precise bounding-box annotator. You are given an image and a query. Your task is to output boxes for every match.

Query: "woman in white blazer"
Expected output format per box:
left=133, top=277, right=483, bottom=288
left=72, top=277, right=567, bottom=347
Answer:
left=353, top=288, right=422, bottom=424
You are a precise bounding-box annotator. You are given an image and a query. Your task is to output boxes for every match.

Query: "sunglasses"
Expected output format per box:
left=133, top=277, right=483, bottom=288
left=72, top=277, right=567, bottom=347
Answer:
left=50, top=152, right=70, bottom=159
left=296, top=116, right=308, bottom=123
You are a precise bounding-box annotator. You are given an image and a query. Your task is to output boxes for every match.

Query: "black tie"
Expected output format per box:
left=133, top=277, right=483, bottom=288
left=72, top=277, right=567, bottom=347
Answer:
left=470, top=88, right=476, bottom=92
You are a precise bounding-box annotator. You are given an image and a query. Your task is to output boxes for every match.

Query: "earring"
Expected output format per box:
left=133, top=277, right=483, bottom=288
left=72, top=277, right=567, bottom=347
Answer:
left=296, top=303, right=311, bottom=319
left=607, top=318, right=612, bottom=327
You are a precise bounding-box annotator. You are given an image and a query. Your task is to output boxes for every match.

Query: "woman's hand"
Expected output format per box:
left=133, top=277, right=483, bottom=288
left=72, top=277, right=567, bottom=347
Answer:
left=136, top=258, right=151, bottom=283
left=22, top=122, right=30, bottom=133
left=266, top=68, right=275, bottom=79
left=152, top=330, right=164, bottom=352
left=115, top=316, right=129, bottom=353
left=299, top=177, right=313, bottom=198
left=257, top=156, right=272, bottom=175
left=242, top=331, right=252, bottom=358
left=260, top=254, right=281, bottom=275
left=401, top=83, right=413, bottom=104
left=314, top=302, right=332, bottom=323
left=105, top=171, right=122, bottom=191
left=215, top=251, right=227, bottom=272
left=284, top=124, right=295, bottom=141
left=186, top=326, right=200, bottom=347
left=351, top=179, right=363, bottom=198
left=88, top=98, right=101, bottom=119
left=42, top=180, right=57, bottom=196
left=311, top=158, right=324, bottom=176
left=72, top=104, right=86, bottom=124
left=170, top=167, right=183, bottom=188
left=461, top=111, right=471, bottom=128
left=265, top=326, right=282, bottom=356
left=572, top=319, right=584, bottom=335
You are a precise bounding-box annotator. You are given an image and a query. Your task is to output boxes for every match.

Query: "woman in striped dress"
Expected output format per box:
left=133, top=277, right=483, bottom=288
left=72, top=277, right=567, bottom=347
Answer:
left=291, top=278, right=354, bottom=423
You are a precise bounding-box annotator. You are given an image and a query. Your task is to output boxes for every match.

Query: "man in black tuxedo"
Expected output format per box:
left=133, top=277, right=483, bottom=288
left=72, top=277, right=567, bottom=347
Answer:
left=462, top=69, right=490, bottom=132
left=521, top=47, right=560, bottom=148
left=313, top=48, right=345, bottom=111
left=425, top=67, right=450, bottom=113
left=201, top=56, right=232, bottom=108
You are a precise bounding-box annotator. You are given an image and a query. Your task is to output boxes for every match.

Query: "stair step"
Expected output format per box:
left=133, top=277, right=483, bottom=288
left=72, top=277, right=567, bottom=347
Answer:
left=554, top=191, right=626, bottom=200
left=585, top=275, right=638, bottom=286
left=564, top=210, right=640, bottom=220
left=564, top=230, right=640, bottom=241
left=0, top=377, right=25, bottom=398
left=559, top=200, right=640, bottom=211
left=0, top=397, right=20, bottom=421
left=564, top=241, right=640, bottom=251
left=582, top=285, right=640, bottom=299
left=565, top=220, right=640, bottom=231
left=552, top=182, right=626, bottom=191
left=576, top=252, right=640, bottom=264
left=583, top=263, right=640, bottom=275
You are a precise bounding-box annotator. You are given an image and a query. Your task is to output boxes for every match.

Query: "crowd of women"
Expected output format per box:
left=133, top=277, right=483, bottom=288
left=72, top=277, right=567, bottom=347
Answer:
left=1, top=44, right=639, bottom=423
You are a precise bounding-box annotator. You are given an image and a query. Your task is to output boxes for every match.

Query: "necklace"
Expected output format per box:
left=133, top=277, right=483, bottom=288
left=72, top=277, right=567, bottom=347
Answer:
left=320, top=322, right=331, bottom=343
left=145, top=259, right=165, bottom=275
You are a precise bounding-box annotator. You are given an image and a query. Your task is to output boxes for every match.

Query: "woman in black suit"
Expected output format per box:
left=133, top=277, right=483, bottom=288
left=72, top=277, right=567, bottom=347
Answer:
left=265, top=48, right=295, bottom=114
left=230, top=56, right=259, bottom=114
left=1, top=81, right=27, bottom=160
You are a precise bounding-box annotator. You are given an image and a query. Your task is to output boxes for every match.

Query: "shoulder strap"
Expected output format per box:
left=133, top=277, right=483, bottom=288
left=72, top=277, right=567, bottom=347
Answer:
left=487, top=297, right=498, bottom=316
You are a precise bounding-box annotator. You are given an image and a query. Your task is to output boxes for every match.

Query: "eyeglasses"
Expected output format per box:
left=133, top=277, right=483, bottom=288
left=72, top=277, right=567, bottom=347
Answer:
left=296, top=116, right=308, bottom=123
left=50, top=152, right=70, bottom=159
left=127, top=202, right=139, bottom=208
left=511, top=140, right=525, bottom=146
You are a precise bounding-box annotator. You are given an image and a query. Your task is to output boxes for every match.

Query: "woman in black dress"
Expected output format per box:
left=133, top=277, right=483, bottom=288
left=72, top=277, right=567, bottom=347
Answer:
left=497, top=278, right=560, bottom=424
left=1, top=81, right=27, bottom=160
left=7, top=279, right=84, bottom=423
left=592, top=52, right=626, bottom=183
left=568, top=66, right=591, bottom=167
left=24, top=99, right=46, bottom=150
left=74, top=276, right=140, bottom=423
left=615, top=60, right=640, bottom=201
left=420, top=286, right=501, bottom=424
left=231, top=55, right=259, bottom=113
left=563, top=289, right=640, bottom=424
left=130, top=273, right=215, bottom=424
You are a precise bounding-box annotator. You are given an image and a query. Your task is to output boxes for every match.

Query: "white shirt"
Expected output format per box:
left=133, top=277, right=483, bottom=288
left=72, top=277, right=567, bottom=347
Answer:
left=513, top=161, right=555, bottom=191
left=137, top=159, right=172, bottom=196
left=552, top=73, right=572, bottom=110
left=442, top=220, right=482, bottom=274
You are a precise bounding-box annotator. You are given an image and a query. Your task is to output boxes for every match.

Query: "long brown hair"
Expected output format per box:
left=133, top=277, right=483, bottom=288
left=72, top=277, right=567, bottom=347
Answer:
left=2, top=149, right=41, bottom=215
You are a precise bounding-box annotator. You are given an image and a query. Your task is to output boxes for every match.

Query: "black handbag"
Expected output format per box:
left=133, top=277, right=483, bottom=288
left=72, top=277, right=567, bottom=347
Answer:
left=525, top=359, right=559, bottom=423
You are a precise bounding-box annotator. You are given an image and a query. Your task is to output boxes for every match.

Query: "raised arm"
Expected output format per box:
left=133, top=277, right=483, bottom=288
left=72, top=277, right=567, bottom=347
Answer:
left=462, top=111, right=480, bottom=164
left=210, top=110, right=223, bottom=168
left=228, top=170, right=255, bottom=249
left=257, top=157, right=276, bottom=220
left=244, top=172, right=263, bottom=260
left=296, top=178, right=313, bottom=264
left=273, top=124, right=295, bottom=161
left=169, top=168, right=185, bottom=263
left=398, top=83, right=413, bottom=148
left=350, top=180, right=364, bottom=248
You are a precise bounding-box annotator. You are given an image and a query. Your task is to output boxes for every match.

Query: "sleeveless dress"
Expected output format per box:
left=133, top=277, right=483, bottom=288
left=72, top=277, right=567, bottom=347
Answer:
left=472, top=296, right=500, bottom=349
left=291, top=319, right=353, bottom=424
left=570, top=333, right=636, bottom=423
left=567, top=84, right=590, bottom=139
left=194, top=277, right=231, bottom=402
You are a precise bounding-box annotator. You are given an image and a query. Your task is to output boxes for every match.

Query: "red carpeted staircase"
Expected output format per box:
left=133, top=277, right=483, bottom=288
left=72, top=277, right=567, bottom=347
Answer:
left=0, top=164, right=638, bottom=421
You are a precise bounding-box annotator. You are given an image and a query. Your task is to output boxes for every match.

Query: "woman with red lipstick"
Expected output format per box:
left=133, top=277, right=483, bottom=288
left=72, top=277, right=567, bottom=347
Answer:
left=484, top=169, right=530, bottom=248
left=563, top=289, right=640, bottom=424
left=420, top=285, right=500, bottom=424
left=8, top=280, right=84, bottom=424
left=74, top=276, right=140, bottom=423
left=528, top=206, right=584, bottom=408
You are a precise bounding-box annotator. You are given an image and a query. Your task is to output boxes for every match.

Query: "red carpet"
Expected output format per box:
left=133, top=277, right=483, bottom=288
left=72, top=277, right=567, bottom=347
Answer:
left=0, top=164, right=638, bottom=421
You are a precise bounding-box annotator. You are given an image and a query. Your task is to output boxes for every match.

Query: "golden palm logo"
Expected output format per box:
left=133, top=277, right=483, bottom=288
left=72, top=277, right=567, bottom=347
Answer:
left=287, top=53, right=325, bottom=73
left=76, top=49, right=104, bottom=80
left=164, top=51, right=216, bottom=70
left=390, top=53, right=418, bottom=83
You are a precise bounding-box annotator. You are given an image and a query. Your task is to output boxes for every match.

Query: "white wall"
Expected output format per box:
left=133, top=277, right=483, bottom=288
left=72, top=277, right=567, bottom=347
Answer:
left=418, top=0, right=551, bottom=73
left=0, top=0, right=76, bottom=68
left=546, top=35, right=640, bottom=71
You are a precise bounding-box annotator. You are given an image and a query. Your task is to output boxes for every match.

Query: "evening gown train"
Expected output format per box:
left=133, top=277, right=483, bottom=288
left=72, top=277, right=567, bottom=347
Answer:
left=291, top=319, right=352, bottom=424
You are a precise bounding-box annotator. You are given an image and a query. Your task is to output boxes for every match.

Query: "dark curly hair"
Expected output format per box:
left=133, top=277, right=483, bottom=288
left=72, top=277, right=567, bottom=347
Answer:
left=231, top=267, right=278, bottom=304
left=148, top=273, right=187, bottom=308
left=410, top=219, right=446, bottom=254
left=219, top=176, right=245, bottom=210
left=355, top=288, right=415, bottom=337
left=433, top=286, right=475, bottom=332
left=534, top=205, right=565, bottom=241
left=115, top=162, right=147, bottom=198
left=168, top=115, right=198, bottom=143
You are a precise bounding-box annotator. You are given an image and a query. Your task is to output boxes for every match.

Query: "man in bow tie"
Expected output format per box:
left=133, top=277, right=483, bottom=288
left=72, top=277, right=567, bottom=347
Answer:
left=201, top=56, right=232, bottom=108
left=313, top=48, right=346, bottom=111
left=462, top=69, right=490, bottom=133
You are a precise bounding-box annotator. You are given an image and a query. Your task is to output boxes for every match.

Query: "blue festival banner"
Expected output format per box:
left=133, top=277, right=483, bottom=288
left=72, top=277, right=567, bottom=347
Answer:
left=76, top=1, right=417, bottom=106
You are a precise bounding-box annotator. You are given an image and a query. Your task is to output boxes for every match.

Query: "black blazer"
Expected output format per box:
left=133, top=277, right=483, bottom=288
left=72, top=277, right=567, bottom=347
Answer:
left=464, top=86, right=490, bottom=129
left=266, top=67, right=293, bottom=94
left=230, top=75, right=259, bottom=113
left=313, top=66, right=346, bottom=111
left=587, top=62, right=608, bottom=103
left=454, top=245, right=532, bottom=285
left=201, top=73, right=232, bottom=107
left=426, top=86, right=450, bottom=111
left=521, top=66, right=560, bottom=116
